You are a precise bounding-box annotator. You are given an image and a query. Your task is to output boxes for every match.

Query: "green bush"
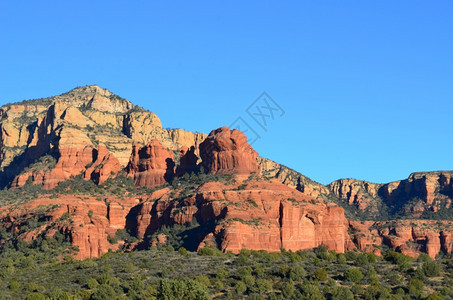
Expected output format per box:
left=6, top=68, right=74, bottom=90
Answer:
left=314, top=269, right=328, bottom=281
left=235, top=281, right=247, bottom=294
left=26, top=293, right=46, bottom=300
left=331, top=286, right=354, bottom=300
left=345, top=268, right=363, bottom=283
left=351, top=284, right=364, bottom=295
left=91, top=284, right=117, bottom=300
left=88, top=278, right=100, bottom=289
left=281, top=282, right=295, bottom=298
left=242, top=274, right=256, bottom=286
left=299, top=283, right=324, bottom=300
left=385, top=251, right=411, bottom=267
left=337, top=253, right=347, bottom=264
left=216, top=268, right=229, bottom=280
left=157, top=279, right=210, bottom=300
left=255, top=279, right=272, bottom=294
left=9, top=280, right=21, bottom=290
left=408, top=278, right=424, bottom=297
left=427, top=292, right=445, bottom=300
left=197, top=247, right=222, bottom=256
left=195, top=275, right=211, bottom=288
left=289, top=265, right=306, bottom=281
left=178, top=247, right=189, bottom=256
left=423, top=261, right=441, bottom=277
left=234, top=253, right=249, bottom=265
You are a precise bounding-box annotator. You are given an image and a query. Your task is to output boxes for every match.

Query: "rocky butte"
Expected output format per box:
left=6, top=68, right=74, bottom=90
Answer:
left=0, top=85, right=452, bottom=260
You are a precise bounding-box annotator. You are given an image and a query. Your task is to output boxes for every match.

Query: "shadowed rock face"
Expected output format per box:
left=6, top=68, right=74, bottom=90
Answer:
left=200, top=126, right=258, bottom=175
left=176, top=146, right=198, bottom=176
left=126, top=140, right=175, bottom=187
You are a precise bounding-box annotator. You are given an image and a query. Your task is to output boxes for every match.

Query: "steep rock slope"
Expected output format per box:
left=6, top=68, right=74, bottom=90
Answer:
left=0, top=85, right=206, bottom=189
left=329, top=171, right=453, bottom=220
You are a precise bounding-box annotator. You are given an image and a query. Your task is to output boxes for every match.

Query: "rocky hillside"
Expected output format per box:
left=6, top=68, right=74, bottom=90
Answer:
left=0, top=85, right=206, bottom=189
left=1, top=85, right=453, bottom=261
left=328, top=171, right=453, bottom=220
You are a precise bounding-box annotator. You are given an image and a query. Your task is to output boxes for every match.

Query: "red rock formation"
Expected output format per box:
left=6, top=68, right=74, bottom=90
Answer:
left=329, top=179, right=381, bottom=211
left=328, top=172, right=453, bottom=219
left=11, top=146, right=93, bottom=190
left=176, top=146, right=198, bottom=176
left=348, top=220, right=453, bottom=259
left=3, top=177, right=453, bottom=260
left=200, top=127, right=258, bottom=175
left=126, top=140, right=175, bottom=187
left=0, top=195, right=139, bottom=259
left=11, top=144, right=121, bottom=189
left=128, top=179, right=351, bottom=254
left=84, top=144, right=122, bottom=184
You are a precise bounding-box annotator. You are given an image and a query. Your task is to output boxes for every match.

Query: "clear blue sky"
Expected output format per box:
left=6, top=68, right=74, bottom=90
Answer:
left=1, top=1, right=452, bottom=184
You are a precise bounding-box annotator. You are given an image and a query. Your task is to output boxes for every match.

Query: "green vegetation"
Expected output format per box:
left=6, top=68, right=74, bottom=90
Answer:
left=0, top=233, right=452, bottom=299
left=0, top=172, right=157, bottom=206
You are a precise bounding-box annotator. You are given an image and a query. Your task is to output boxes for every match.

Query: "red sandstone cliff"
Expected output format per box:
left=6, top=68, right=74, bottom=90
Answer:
left=125, top=140, right=175, bottom=187
left=200, top=127, right=258, bottom=175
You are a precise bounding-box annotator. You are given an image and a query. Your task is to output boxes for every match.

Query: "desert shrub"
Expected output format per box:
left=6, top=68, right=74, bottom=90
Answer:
left=314, top=269, right=328, bottom=281
left=178, top=247, right=189, bottom=256
left=351, top=284, right=364, bottom=295
left=417, top=253, right=432, bottom=263
left=235, top=281, right=247, bottom=294
left=286, top=250, right=303, bottom=262
left=408, top=278, right=424, bottom=297
left=345, top=268, right=363, bottom=283
left=157, top=279, right=210, bottom=300
left=254, top=278, right=272, bottom=294
left=423, top=260, right=441, bottom=277
left=345, top=251, right=358, bottom=261
left=26, top=293, right=46, bottom=300
left=427, top=292, right=445, bottom=300
left=9, top=280, right=21, bottom=290
left=234, top=253, right=249, bottom=265
left=337, top=253, right=347, bottom=264
left=195, top=275, right=211, bottom=288
left=281, top=282, right=295, bottom=298
left=355, top=254, right=369, bottom=266
left=216, top=268, right=229, bottom=280
left=48, top=288, right=73, bottom=300
left=242, top=274, right=256, bottom=286
left=299, top=283, right=324, bottom=300
left=331, top=286, right=354, bottom=300
left=364, top=283, right=381, bottom=300
left=289, top=265, right=306, bottom=281
left=91, top=284, right=117, bottom=300
left=385, top=251, right=411, bottom=266
left=197, top=247, right=222, bottom=256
